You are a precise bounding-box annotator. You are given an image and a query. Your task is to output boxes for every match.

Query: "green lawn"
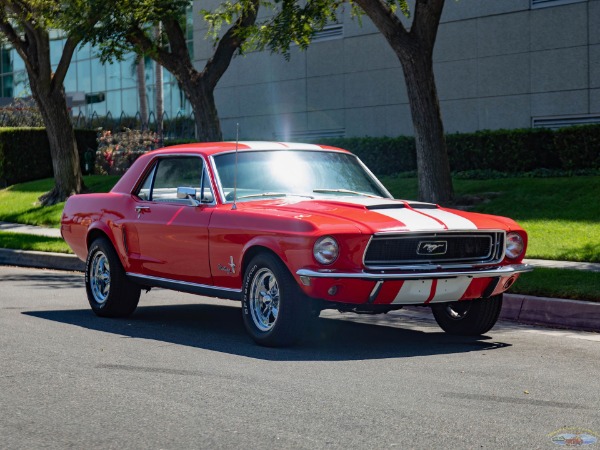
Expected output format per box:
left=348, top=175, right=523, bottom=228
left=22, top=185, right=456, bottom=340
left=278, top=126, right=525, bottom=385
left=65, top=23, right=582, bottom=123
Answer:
left=0, top=174, right=598, bottom=301
left=0, top=176, right=119, bottom=227
left=510, top=268, right=600, bottom=302
left=380, top=175, right=600, bottom=263
left=0, top=231, right=72, bottom=254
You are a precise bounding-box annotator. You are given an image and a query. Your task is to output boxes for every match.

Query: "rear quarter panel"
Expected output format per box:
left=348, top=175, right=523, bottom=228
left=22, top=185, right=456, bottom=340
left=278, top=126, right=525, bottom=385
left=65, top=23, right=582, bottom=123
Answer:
left=61, top=193, right=135, bottom=266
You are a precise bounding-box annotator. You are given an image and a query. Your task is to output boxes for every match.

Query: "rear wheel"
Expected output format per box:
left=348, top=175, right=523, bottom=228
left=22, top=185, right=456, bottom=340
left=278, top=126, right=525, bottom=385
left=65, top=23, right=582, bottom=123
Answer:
left=431, top=294, right=503, bottom=336
left=86, top=237, right=140, bottom=317
left=242, top=253, right=311, bottom=347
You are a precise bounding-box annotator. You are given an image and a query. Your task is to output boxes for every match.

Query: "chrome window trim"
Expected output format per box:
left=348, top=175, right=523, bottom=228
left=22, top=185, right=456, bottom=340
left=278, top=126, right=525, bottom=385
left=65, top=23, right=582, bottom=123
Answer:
left=209, top=148, right=393, bottom=205
left=132, top=153, right=217, bottom=207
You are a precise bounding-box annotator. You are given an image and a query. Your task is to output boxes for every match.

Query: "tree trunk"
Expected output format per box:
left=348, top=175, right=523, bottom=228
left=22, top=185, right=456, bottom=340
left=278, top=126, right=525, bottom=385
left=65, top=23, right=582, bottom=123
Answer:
left=34, top=85, right=84, bottom=205
left=188, top=82, right=223, bottom=142
left=397, top=49, right=453, bottom=204
left=354, top=0, right=454, bottom=204
left=154, top=24, right=164, bottom=145
left=136, top=57, right=148, bottom=127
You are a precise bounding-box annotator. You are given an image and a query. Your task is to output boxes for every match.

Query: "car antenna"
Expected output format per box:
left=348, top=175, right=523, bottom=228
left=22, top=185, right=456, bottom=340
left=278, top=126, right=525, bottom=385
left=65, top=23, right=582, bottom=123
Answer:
left=232, top=123, right=239, bottom=210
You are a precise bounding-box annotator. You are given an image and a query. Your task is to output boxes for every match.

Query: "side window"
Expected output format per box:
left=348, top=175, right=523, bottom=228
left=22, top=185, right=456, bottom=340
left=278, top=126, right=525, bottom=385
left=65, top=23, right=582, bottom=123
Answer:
left=137, top=164, right=156, bottom=201
left=135, top=157, right=213, bottom=204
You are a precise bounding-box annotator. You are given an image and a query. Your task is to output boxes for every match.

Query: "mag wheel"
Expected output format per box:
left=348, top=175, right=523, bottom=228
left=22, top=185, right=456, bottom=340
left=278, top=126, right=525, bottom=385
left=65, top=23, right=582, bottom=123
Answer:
left=432, top=294, right=503, bottom=336
left=242, top=253, right=310, bottom=347
left=85, top=237, right=140, bottom=317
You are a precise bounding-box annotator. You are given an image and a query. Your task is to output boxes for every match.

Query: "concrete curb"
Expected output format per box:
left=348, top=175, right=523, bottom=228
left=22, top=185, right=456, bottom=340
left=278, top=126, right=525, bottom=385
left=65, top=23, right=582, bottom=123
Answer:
left=0, top=248, right=85, bottom=272
left=0, top=247, right=598, bottom=333
left=502, top=294, right=600, bottom=333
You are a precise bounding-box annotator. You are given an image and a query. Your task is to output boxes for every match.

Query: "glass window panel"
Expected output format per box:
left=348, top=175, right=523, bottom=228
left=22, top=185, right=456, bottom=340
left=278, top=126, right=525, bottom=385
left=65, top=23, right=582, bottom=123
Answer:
left=91, top=60, right=106, bottom=92
left=1, top=47, right=12, bottom=73
left=2, top=74, right=13, bottom=97
left=163, top=82, right=173, bottom=116
left=106, top=61, right=121, bottom=90
left=12, top=49, right=25, bottom=72
left=76, top=60, right=91, bottom=92
left=13, top=71, right=30, bottom=96
left=105, top=90, right=121, bottom=116
left=121, top=88, right=138, bottom=116
left=50, top=39, right=64, bottom=67
left=121, top=54, right=137, bottom=88
left=64, top=65, right=77, bottom=92
left=77, top=42, right=91, bottom=60
left=144, top=59, right=154, bottom=86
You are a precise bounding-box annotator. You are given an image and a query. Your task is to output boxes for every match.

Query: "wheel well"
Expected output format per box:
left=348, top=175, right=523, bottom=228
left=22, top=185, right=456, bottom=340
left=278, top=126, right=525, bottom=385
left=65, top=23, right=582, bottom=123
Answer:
left=86, top=229, right=110, bottom=250
left=241, top=246, right=283, bottom=276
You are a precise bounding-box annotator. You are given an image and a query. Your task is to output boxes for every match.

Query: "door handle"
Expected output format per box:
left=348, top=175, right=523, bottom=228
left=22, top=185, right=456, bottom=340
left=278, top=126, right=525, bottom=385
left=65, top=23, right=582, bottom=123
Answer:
left=135, top=206, right=150, bottom=218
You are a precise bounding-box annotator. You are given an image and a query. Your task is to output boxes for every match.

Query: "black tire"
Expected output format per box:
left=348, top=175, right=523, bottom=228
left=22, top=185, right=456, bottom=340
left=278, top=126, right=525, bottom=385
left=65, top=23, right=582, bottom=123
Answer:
left=85, top=237, right=141, bottom=317
left=242, top=253, right=311, bottom=347
left=431, top=294, right=503, bottom=336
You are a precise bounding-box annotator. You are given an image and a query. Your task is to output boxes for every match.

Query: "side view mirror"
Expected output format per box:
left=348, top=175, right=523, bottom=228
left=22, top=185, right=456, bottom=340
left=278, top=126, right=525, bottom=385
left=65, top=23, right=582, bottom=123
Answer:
left=176, top=186, right=200, bottom=206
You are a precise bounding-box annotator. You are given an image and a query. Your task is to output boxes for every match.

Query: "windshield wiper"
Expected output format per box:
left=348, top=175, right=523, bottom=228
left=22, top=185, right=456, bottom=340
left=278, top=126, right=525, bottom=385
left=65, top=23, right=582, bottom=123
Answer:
left=313, top=189, right=382, bottom=198
left=236, top=192, right=314, bottom=200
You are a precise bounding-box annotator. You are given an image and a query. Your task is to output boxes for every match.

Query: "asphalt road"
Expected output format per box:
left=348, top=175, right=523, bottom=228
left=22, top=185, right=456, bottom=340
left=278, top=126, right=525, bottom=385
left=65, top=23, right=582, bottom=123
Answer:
left=1, top=266, right=599, bottom=449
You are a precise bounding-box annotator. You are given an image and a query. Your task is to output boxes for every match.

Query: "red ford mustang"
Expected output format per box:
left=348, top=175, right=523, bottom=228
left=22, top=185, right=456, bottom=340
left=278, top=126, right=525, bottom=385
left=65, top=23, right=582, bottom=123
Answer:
left=61, top=142, right=532, bottom=346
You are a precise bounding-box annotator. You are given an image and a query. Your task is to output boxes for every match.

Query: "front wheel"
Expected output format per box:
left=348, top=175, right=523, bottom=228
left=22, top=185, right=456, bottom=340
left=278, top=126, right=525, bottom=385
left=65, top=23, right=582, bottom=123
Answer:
left=431, top=294, right=503, bottom=336
left=242, top=253, right=311, bottom=347
left=86, top=237, right=140, bottom=317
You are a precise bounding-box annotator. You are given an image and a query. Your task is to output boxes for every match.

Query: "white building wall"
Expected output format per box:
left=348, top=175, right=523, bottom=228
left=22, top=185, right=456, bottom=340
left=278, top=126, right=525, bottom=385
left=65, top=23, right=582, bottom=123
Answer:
left=193, top=0, right=599, bottom=139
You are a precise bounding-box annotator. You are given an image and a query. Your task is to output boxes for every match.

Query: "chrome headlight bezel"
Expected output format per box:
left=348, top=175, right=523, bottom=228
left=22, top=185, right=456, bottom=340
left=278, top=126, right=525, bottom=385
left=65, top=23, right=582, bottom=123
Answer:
left=505, top=232, right=525, bottom=259
left=313, top=236, right=339, bottom=265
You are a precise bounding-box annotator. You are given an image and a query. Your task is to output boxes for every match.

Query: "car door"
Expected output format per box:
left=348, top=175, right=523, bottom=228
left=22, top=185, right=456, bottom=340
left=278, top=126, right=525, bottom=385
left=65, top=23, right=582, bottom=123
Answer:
left=127, top=155, right=215, bottom=285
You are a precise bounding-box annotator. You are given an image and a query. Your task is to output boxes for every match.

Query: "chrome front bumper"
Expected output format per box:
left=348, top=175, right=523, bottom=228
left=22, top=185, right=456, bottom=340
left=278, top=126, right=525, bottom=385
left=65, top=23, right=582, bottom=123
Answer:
left=296, top=263, right=534, bottom=281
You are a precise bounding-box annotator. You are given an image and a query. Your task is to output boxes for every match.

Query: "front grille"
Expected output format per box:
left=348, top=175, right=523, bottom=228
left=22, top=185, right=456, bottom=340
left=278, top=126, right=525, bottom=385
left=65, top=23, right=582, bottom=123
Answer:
left=364, top=232, right=504, bottom=267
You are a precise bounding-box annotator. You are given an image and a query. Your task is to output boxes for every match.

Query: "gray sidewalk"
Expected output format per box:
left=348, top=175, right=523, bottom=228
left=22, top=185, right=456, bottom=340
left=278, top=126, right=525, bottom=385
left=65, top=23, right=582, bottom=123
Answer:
left=1, top=221, right=599, bottom=333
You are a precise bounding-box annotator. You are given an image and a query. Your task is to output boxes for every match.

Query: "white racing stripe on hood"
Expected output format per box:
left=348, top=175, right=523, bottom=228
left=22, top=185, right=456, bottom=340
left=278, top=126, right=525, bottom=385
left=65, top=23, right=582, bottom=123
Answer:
left=419, top=208, right=477, bottom=230
left=328, top=197, right=447, bottom=230
left=374, top=207, right=446, bottom=230
left=330, top=197, right=477, bottom=231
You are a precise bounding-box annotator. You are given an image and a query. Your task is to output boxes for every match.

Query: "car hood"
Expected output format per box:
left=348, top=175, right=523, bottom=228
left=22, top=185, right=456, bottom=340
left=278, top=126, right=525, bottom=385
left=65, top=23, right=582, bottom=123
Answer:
left=236, top=197, right=519, bottom=234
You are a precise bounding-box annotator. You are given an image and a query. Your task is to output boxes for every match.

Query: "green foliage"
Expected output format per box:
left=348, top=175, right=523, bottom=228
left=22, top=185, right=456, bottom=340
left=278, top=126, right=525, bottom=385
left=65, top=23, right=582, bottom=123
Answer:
left=95, top=129, right=159, bottom=175
left=74, top=0, right=190, bottom=63
left=320, top=136, right=416, bottom=175
left=203, top=0, right=411, bottom=58
left=323, top=125, right=600, bottom=176
left=0, top=128, right=97, bottom=186
left=0, top=175, right=119, bottom=226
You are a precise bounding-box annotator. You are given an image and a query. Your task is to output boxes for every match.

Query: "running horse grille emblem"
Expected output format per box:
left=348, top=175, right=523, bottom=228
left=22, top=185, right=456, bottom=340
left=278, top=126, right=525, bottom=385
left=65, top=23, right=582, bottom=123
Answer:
left=417, top=241, right=448, bottom=255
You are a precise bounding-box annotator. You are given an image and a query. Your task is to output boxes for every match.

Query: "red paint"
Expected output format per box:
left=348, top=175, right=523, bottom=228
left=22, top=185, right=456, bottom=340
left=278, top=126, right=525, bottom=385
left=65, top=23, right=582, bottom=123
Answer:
left=61, top=142, right=529, bottom=308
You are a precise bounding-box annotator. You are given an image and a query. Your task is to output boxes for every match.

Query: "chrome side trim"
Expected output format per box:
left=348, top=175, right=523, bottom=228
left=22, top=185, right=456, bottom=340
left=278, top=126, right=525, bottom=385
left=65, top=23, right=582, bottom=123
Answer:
left=297, top=264, right=534, bottom=281
left=126, top=273, right=242, bottom=301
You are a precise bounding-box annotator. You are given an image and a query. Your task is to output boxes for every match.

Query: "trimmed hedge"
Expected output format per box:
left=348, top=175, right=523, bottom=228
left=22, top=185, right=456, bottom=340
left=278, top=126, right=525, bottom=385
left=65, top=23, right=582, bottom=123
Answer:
left=1, top=124, right=599, bottom=185
left=321, top=124, right=600, bottom=175
left=0, top=128, right=97, bottom=187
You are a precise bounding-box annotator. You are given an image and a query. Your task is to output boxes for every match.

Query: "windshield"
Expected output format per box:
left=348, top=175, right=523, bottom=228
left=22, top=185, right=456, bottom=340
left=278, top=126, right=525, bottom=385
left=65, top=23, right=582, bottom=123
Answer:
left=213, top=150, right=390, bottom=202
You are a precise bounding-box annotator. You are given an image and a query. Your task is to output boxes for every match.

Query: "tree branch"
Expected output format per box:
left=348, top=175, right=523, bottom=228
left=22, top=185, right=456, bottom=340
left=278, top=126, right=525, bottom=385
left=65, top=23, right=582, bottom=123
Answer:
left=203, top=0, right=259, bottom=89
left=412, top=0, right=445, bottom=54
left=52, top=35, right=79, bottom=89
left=353, top=0, right=410, bottom=48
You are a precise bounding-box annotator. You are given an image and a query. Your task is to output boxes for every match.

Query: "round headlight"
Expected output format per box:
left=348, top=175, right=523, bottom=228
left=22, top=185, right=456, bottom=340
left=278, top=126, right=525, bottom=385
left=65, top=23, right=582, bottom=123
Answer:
left=505, top=232, right=524, bottom=259
left=313, top=236, right=339, bottom=265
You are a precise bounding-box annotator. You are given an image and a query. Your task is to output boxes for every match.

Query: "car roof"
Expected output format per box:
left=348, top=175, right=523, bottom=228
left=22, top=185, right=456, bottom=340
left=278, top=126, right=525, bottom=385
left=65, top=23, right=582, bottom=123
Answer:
left=147, top=141, right=349, bottom=157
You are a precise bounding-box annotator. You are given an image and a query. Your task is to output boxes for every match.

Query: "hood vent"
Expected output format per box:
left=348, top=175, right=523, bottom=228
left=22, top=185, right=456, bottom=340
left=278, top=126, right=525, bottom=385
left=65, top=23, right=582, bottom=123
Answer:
left=367, top=202, right=438, bottom=210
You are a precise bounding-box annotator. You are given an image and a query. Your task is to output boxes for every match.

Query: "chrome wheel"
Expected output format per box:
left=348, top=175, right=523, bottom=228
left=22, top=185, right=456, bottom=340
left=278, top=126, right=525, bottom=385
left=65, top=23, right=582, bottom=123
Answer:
left=444, top=302, right=472, bottom=320
left=90, top=250, right=111, bottom=305
left=248, top=268, right=280, bottom=332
